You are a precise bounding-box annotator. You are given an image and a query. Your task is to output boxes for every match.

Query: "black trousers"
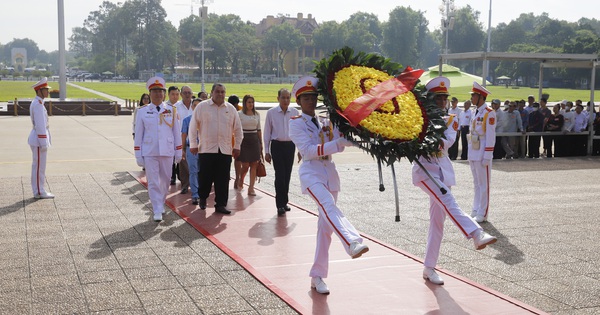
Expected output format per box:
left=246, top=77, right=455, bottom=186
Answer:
left=198, top=152, right=232, bottom=208
left=448, top=130, right=460, bottom=160
left=528, top=135, right=541, bottom=158
left=460, top=126, right=470, bottom=160
left=270, top=140, right=296, bottom=208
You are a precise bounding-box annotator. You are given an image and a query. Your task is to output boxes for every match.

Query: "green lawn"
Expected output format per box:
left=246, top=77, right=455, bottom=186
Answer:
left=2, top=80, right=597, bottom=104
left=0, top=81, right=107, bottom=101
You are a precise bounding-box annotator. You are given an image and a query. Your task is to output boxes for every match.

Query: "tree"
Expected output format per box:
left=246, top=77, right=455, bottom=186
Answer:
left=312, top=21, right=347, bottom=56
left=382, top=7, right=428, bottom=68
left=263, top=23, right=304, bottom=76
left=3, top=38, right=41, bottom=63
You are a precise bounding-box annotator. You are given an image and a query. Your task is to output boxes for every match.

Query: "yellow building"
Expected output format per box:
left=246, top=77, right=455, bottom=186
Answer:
left=255, top=13, right=322, bottom=75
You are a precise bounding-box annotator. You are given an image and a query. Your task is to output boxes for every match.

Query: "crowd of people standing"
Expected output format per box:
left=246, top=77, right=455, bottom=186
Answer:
left=446, top=95, right=599, bottom=160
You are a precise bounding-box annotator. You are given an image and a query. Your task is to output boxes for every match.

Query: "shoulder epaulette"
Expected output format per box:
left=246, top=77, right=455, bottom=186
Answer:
left=485, top=107, right=493, bottom=112
left=290, top=115, right=303, bottom=120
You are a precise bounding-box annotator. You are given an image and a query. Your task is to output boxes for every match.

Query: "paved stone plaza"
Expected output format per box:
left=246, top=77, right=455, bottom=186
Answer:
left=1, top=115, right=599, bottom=314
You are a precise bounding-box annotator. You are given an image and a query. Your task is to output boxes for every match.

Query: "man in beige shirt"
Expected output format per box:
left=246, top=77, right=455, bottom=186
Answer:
left=189, top=83, right=243, bottom=214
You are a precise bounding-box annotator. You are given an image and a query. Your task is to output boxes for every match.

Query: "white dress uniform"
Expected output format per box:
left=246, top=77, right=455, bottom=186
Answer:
left=467, top=83, right=496, bottom=221
left=28, top=94, right=52, bottom=198
left=412, top=115, right=481, bottom=269
left=289, top=113, right=364, bottom=278
left=134, top=77, right=182, bottom=219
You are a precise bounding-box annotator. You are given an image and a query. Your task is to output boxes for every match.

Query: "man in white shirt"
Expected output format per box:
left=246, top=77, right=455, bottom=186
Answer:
left=263, top=88, right=300, bottom=215
left=573, top=104, right=588, bottom=156
left=174, top=86, right=194, bottom=194
left=447, top=97, right=462, bottom=160
left=458, top=100, right=473, bottom=160
left=189, top=83, right=243, bottom=214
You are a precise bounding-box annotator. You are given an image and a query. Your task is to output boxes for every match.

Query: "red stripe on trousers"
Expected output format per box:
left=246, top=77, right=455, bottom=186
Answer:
left=307, top=187, right=350, bottom=246
left=484, top=165, right=489, bottom=217
left=421, top=181, right=468, bottom=237
left=36, top=147, right=41, bottom=195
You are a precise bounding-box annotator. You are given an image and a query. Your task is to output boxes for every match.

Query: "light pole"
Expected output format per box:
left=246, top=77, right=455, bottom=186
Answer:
left=483, top=0, right=492, bottom=87
left=439, top=0, right=455, bottom=55
left=57, top=0, right=67, bottom=100
left=200, top=3, right=206, bottom=92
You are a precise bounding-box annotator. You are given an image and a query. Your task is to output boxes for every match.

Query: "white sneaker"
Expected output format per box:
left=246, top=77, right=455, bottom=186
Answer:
left=473, top=230, right=497, bottom=250
left=349, top=242, right=369, bottom=259
left=153, top=213, right=163, bottom=222
left=34, top=192, right=55, bottom=199
left=422, top=268, right=444, bottom=285
left=311, top=277, right=330, bottom=294
left=475, top=215, right=487, bottom=223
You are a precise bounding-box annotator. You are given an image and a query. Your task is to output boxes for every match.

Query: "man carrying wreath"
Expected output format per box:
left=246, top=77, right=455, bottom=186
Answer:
left=413, top=77, right=497, bottom=285
left=289, top=76, right=369, bottom=295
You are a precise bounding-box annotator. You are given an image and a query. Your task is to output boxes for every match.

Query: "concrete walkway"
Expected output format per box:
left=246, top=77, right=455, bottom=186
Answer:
left=67, top=83, right=126, bottom=104
left=1, top=113, right=600, bottom=314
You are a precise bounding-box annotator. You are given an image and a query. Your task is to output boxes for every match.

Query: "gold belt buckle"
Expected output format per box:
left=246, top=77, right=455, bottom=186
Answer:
left=319, top=155, right=329, bottom=160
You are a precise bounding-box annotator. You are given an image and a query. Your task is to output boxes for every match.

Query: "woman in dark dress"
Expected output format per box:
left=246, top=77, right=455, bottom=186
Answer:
left=237, top=95, right=262, bottom=196
left=544, top=104, right=564, bottom=158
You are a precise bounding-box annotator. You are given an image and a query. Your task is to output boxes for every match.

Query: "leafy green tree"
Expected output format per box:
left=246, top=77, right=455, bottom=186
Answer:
left=312, top=21, right=347, bottom=57
left=263, top=23, right=304, bottom=76
left=382, top=6, right=428, bottom=68
left=3, top=38, right=41, bottom=63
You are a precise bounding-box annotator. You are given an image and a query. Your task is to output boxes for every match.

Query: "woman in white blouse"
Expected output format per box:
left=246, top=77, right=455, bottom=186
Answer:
left=237, top=95, right=262, bottom=196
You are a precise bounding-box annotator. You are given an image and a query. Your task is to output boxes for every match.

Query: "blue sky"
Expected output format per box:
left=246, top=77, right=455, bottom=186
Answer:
left=2, top=0, right=596, bottom=52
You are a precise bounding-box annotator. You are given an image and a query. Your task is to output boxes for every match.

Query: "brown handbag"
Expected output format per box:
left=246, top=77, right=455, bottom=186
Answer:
left=257, top=157, right=267, bottom=178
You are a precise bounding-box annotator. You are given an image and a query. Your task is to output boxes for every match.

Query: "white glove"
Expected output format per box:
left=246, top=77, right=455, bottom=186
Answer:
left=174, top=154, right=182, bottom=164
left=39, top=146, right=48, bottom=152
left=136, top=157, right=145, bottom=167
left=481, top=159, right=491, bottom=167
left=336, top=137, right=354, bottom=148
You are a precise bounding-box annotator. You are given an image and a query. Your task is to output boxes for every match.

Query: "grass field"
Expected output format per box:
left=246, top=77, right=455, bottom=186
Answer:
left=0, top=81, right=107, bottom=101
left=1, top=80, right=598, bottom=104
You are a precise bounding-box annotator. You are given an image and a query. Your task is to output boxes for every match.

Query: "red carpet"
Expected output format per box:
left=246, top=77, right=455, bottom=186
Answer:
left=132, top=171, right=547, bottom=314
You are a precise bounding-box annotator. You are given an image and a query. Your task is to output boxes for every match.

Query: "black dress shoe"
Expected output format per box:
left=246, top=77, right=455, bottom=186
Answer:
left=192, top=198, right=199, bottom=205
left=180, top=188, right=188, bottom=194
left=199, top=199, right=207, bottom=210
left=277, top=207, right=286, bottom=216
left=215, top=206, right=231, bottom=214
left=284, top=206, right=291, bottom=212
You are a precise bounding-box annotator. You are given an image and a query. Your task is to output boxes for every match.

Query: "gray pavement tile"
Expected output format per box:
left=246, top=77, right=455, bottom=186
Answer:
left=176, top=272, right=227, bottom=287
left=29, top=262, right=76, bottom=277
left=0, top=266, right=29, bottom=280
left=515, top=278, right=574, bottom=294
left=30, top=273, right=80, bottom=289
left=221, top=269, right=261, bottom=285
left=129, top=276, right=182, bottom=292
left=118, top=255, right=165, bottom=269
left=195, top=295, right=255, bottom=315
left=553, top=307, right=600, bottom=315
left=544, top=289, right=600, bottom=309
left=30, top=302, right=88, bottom=315
left=0, top=277, right=30, bottom=293
left=78, top=269, right=128, bottom=285
left=144, top=302, right=202, bottom=315
left=122, top=265, right=173, bottom=280
left=166, top=261, right=216, bottom=276
left=0, top=256, right=28, bottom=270
left=0, top=304, right=31, bottom=315
left=258, top=308, right=300, bottom=315
left=514, top=293, right=572, bottom=313
left=0, top=289, right=32, bottom=306
left=32, top=285, right=85, bottom=304
left=83, top=281, right=142, bottom=312
left=137, top=288, right=193, bottom=307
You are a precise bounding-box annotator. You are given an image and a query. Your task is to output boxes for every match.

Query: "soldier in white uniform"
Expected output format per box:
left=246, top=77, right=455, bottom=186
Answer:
left=413, top=77, right=497, bottom=285
left=467, top=82, right=496, bottom=223
left=29, top=77, right=54, bottom=199
left=134, top=77, right=182, bottom=222
left=288, top=76, right=369, bottom=295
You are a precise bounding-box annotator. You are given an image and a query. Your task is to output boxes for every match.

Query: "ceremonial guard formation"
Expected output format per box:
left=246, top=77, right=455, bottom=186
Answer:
left=29, top=77, right=54, bottom=199
left=467, top=82, right=496, bottom=223
left=413, top=77, right=497, bottom=285
left=288, top=76, right=369, bottom=295
left=134, top=77, right=182, bottom=222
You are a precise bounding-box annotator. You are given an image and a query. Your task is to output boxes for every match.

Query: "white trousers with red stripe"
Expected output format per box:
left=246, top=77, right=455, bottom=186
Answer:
left=416, top=179, right=481, bottom=269
left=30, top=146, right=48, bottom=196
left=307, top=183, right=363, bottom=278
left=469, top=161, right=492, bottom=218
left=144, top=156, right=173, bottom=214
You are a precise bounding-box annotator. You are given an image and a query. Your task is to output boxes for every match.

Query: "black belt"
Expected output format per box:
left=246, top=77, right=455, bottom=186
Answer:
left=271, top=140, right=292, bottom=143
